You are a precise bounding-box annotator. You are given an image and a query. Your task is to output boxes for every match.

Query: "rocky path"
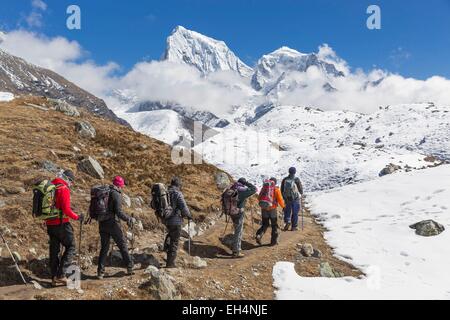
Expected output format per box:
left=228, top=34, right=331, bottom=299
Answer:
left=0, top=208, right=362, bottom=300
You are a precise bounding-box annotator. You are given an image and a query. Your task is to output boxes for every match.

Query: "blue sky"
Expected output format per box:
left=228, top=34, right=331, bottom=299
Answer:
left=1, top=0, right=450, bottom=79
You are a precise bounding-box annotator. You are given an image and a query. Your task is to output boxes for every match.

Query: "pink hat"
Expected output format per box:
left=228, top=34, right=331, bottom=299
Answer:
left=113, top=176, right=125, bottom=188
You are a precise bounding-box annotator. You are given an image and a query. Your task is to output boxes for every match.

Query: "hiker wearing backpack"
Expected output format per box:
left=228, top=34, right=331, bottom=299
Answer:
left=162, top=177, right=192, bottom=268
left=281, top=167, right=304, bottom=231
left=40, top=170, right=84, bottom=287
left=96, top=176, right=137, bottom=279
left=223, top=178, right=256, bottom=258
left=256, top=177, right=285, bottom=246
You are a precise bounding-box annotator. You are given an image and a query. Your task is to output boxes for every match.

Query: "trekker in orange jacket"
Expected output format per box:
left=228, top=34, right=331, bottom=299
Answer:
left=256, top=177, right=285, bottom=246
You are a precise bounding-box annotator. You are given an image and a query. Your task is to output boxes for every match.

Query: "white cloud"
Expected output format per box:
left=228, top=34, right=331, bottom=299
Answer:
left=0, top=30, right=119, bottom=97
left=24, top=0, right=48, bottom=28
left=1, top=30, right=450, bottom=116
left=32, top=0, right=47, bottom=11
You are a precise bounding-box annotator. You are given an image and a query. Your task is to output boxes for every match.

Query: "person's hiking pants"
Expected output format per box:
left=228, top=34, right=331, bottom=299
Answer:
left=47, top=222, right=76, bottom=278
left=284, top=200, right=301, bottom=228
left=165, top=224, right=181, bottom=267
left=256, top=209, right=279, bottom=244
left=98, top=219, right=133, bottom=274
left=232, top=211, right=244, bottom=254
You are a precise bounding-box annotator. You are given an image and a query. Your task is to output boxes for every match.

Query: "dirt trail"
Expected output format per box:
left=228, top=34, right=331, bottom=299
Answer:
left=0, top=207, right=361, bottom=300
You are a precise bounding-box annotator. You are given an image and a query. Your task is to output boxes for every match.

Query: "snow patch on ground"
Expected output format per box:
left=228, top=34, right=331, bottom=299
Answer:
left=0, top=91, right=14, bottom=102
left=273, top=165, right=450, bottom=300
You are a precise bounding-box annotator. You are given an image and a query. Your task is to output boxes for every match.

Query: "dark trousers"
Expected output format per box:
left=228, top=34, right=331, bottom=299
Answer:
left=98, top=219, right=133, bottom=273
left=164, top=225, right=181, bottom=267
left=256, top=209, right=279, bottom=244
left=47, top=223, right=76, bottom=278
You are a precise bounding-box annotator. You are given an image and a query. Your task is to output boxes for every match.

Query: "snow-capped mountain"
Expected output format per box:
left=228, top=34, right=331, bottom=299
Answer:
left=196, top=103, right=448, bottom=192
left=163, top=26, right=253, bottom=78
left=251, top=46, right=345, bottom=95
left=0, top=46, right=128, bottom=125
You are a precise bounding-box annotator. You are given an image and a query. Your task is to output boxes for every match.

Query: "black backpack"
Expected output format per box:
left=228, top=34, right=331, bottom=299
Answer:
left=89, top=185, right=111, bottom=220
left=150, top=183, right=174, bottom=221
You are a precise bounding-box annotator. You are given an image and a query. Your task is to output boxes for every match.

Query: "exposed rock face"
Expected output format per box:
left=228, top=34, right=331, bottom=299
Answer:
left=215, top=172, right=231, bottom=190
left=77, top=156, right=104, bottom=179
left=319, top=262, right=344, bottom=278
left=379, top=163, right=401, bottom=177
left=410, top=220, right=445, bottom=237
left=51, top=99, right=80, bottom=117
left=191, top=256, right=207, bottom=269
left=75, top=121, right=96, bottom=139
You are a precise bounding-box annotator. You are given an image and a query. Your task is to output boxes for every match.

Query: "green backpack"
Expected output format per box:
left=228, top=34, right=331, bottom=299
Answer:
left=32, top=180, right=63, bottom=220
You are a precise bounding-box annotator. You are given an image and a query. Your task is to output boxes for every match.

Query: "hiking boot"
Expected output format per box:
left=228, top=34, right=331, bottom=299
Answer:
left=127, top=267, right=135, bottom=275
left=52, top=276, right=68, bottom=287
left=255, top=235, right=262, bottom=246
left=97, top=272, right=105, bottom=280
left=232, top=252, right=245, bottom=259
left=283, top=223, right=291, bottom=231
left=166, top=263, right=177, bottom=269
left=291, top=226, right=299, bottom=231
left=270, top=239, right=279, bottom=246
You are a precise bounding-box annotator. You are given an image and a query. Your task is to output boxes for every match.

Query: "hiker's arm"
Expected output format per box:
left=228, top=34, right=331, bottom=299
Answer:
left=177, top=192, right=192, bottom=220
left=276, top=188, right=285, bottom=209
left=241, top=182, right=257, bottom=198
left=114, top=192, right=132, bottom=222
left=280, top=178, right=286, bottom=195
left=59, top=188, right=80, bottom=220
left=295, top=178, right=304, bottom=195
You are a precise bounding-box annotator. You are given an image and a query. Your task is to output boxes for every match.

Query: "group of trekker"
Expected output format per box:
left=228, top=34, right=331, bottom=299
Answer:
left=32, top=166, right=303, bottom=287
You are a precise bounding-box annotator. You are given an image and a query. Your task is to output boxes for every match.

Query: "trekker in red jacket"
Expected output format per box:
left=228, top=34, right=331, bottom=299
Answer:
left=47, top=169, right=84, bottom=287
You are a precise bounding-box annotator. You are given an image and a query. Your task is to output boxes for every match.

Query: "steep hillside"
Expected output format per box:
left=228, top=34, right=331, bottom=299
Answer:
left=0, top=96, right=226, bottom=291
left=0, top=49, right=127, bottom=126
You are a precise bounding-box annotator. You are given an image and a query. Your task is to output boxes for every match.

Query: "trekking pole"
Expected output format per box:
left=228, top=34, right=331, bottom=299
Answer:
left=222, top=216, right=230, bottom=237
left=187, top=219, right=191, bottom=256
left=0, top=231, right=27, bottom=285
left=130, top=214, right=135, bottom=254
left=78, top=219, right=83, bottom=267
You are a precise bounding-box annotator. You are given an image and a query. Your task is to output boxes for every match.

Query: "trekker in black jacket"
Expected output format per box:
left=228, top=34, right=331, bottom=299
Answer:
left=231, top=178, right=257, bottom=258
left=97, top=176, right=137, bottom=279
left=164, top=176, right=193, bottom=268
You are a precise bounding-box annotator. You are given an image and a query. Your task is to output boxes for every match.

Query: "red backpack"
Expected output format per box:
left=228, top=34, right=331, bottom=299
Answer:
left=258, top=180, right=275, bottom=209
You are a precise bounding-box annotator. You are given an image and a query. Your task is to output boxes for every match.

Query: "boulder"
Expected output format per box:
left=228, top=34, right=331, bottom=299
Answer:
left=132, top=197, right=145, bottom=208
left=142, top=268, right=180, bottom=300
left=6, top=186, right=26, bottom=195
left=312, top=249, right=323, bottom=259
left=137, top=253, right=160, bottom=268
left=77, top=156, right=104, bottom=179
left=191, top=256, right=207, bottom=269
left=409, top=220, right=445, bottom=237
left=75, top=121, right=96, bottom=139
left=181, top=221, right=197, bottom=239
left=319, top=262, right=344, bottom=278
left=122, top=193, right=131, bottom=208
left=55, top=100, right=80, bottom=117
left=379, top=163, right=401, bottom=177
left=41, top=160, right=59, bottom=173
left=301, top=243, right=314, bottom=257
left=215, top=172, right=231, bottom=190
left=0, top=199, right=6, bottom=208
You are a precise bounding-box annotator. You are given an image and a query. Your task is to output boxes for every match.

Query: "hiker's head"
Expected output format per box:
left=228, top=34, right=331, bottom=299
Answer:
left=170, top=176, right=182, bottom=189
left=289, top=167, right=297, bottom=176
left=62, top=170, right=75, bottom=186
left=270, top=177, right=278, bottom=185
left=113, top=176, right=125, bottom=189
left=238, top=178, right=247, bottom=185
